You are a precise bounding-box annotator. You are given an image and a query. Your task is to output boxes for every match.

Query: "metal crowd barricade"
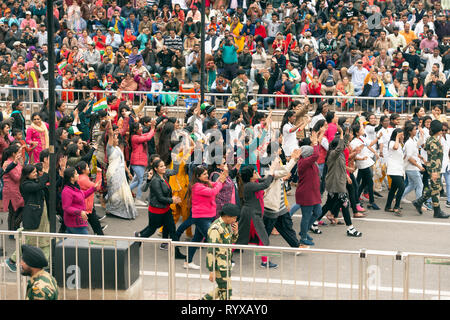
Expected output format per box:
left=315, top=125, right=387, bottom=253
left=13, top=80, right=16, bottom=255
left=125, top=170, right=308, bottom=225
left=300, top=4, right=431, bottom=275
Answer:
left=1, top=87, right=448, bottom=119
left=2, top=230, right=450, bottom=300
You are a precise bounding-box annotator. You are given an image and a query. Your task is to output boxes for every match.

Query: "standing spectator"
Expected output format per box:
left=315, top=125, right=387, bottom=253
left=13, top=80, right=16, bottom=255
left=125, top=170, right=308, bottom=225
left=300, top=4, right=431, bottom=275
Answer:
left=2, top=145, right=24, bottom=233
left=184, top=166, right=226, bottom=270
left=384, top=129, right=405, bottom=215
left=25, top=113, right=49, bottom=164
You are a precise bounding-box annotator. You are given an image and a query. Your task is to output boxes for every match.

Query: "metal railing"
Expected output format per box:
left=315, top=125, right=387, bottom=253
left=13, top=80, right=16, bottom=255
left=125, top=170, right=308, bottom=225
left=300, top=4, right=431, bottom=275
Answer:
left=1, top=230, right=450, bottom=300
left=1, top=87, right=448, bottom=118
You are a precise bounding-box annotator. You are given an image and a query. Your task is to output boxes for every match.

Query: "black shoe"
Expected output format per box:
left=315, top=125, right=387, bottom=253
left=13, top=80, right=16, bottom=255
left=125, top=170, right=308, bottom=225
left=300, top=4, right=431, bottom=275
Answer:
left=367, top=202, right=380, bottom=210
left=434, top=206, right=450, bottom=219
left=374, top=191, right=383, bottom=198
left=412, top=197, right=425, bottom=215
left=175, top=247, right=186, bottom=260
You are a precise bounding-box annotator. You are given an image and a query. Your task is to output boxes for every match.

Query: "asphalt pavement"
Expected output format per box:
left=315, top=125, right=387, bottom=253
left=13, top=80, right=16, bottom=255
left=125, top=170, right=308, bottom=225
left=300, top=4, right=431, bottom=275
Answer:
left=1, top=189, right=450, bottom=300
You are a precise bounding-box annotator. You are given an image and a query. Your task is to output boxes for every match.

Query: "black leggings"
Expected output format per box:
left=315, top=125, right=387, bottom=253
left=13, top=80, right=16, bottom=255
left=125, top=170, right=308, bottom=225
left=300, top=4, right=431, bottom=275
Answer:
left=385, top=175, right=405, bottom=210
left=357, top=167, right=375, bottom=203
left=321, top=193, right=353, bottom=226
left=347, top=173, right=359, bottom=214
left=139, top=209, right=176, bottom=239
left=7, top=202, right=22, bottom=231
left=88, top=207, right=104, bottom=235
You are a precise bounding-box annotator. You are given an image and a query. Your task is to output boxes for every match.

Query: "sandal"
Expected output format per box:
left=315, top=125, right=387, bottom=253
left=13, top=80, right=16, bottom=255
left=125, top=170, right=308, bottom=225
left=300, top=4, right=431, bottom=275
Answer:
left=385, top=208, right=394, bottom=213
left=353, top=212, right=366, bottom=218
left=326, top=214, right=336, bottom=224
left=393, top=208, right=402, bottom=216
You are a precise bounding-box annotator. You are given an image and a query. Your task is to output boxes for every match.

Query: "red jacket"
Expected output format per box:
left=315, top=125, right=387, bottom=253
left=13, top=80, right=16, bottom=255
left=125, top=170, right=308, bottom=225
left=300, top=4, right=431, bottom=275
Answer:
left=255, top=25, right=267, bottom=39
left=130, top=130, right=155, bottom=166
left=295, top=145, right=321, bottom=206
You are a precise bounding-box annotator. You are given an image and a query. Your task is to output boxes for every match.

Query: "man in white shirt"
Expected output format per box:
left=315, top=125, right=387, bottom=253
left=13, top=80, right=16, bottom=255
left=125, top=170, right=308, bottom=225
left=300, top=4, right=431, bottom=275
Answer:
left=422, top=48, right=443, bottom=74
left=186, top=44, right=200, bottom=83
left=348, top=60, right=369, bottom=96
left=424, top=62, right=446, bottom=85
left=205, top=28, right=223, bottom=55
left=387, top=26, right=407, bottom=56
left=414, top=15, right=435, bottom=37
left=36, top=23, right=48, bottom=47
left=105, top=27, right=122, bottom=50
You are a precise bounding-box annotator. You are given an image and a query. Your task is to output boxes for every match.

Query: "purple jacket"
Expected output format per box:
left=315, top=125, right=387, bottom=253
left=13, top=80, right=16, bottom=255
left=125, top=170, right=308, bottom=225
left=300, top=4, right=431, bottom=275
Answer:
left=62, top=185, right=96, bottom=228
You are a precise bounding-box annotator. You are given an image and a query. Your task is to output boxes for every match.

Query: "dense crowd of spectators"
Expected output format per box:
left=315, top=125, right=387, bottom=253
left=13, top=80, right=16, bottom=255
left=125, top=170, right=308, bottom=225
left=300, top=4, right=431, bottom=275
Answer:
left=0, top=0, right=447, bottom=112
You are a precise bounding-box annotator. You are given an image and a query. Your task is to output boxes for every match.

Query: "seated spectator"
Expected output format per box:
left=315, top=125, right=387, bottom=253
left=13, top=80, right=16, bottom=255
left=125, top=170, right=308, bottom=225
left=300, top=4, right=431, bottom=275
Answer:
left=274, top=72, right=293, bottom=108
left=300, top=61, right=319, bottom=96
left=361, top=68, right=386, bottom=112
left=406, top=76, right=424, bottom=109
left=319, top=60, right=340, bottom=96
left=386, top=78, right=406, bottom=113
left=336, top=77, right=355, bottom=111
left=348, top=59, right=369, bottom=96
left=255, top=68, right=278, bottom=110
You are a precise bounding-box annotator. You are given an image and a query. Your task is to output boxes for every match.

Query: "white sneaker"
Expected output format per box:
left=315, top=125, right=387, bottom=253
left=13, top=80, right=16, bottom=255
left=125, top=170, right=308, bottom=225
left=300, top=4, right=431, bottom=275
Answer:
left=401, top=199, right=412, bottom=204
left=135, top=199, right=147, bottom=206
left=183, top=262, right=200, bottom=270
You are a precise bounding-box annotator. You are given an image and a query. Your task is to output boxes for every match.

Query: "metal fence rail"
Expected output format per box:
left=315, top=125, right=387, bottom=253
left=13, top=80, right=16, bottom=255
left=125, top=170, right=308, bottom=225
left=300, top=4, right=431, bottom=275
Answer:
left=1, top=230, right=450, bottom=300
left=2, top=87, right=448, bottom=117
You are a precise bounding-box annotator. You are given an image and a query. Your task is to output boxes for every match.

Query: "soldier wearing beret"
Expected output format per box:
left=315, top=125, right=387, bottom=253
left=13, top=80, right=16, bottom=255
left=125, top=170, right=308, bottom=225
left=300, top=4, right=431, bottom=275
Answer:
left=231, top=69, right=248, bottom=104
left=202, top=203, right=240, bottom=300
left=20, top=245, right=58, bottom=300
left=413, top=120, right=450, bottom=219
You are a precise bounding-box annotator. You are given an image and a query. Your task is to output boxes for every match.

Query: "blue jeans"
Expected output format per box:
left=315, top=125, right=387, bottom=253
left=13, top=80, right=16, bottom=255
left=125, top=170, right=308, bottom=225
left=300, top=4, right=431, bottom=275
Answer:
left=174, top=213, right=193, bottom=241
left=66, top=226, right=89, bottom=235
left=290, top=203, right=301, bottom=216
left=299, top=204, right=321, bottom=241
left=187, top=64, right=199, bottom=82
left=129, top=165, right=146, bottom=199
left=257, top=97, right=274, bottom=110
left=187, top=217, right=215, bottom=263
left=402, top=170, right=423, bottom=201
left=263, top=36, right=275, bottom=50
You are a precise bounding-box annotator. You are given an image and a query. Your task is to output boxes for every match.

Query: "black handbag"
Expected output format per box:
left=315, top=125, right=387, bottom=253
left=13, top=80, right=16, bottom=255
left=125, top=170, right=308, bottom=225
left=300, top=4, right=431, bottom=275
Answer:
left=22, top=203, right=43, bottom=230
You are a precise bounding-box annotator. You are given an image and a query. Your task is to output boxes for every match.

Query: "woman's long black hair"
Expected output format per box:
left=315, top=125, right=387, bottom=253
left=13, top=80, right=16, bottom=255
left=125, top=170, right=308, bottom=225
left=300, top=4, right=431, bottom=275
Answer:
left=404, top=122, right=416, bottom=142
left=63, top=167, right=78, bottom=187
left=280, top=110, right=295, bottom=135
left=186, top=165, right=211, bottom=212
left=1, top=144, right=20, bottom=167
left=390, top=128, right=404, bottom=143
left=158, top=118, right=176, bottom=165
left=20, top=164, right=37, bottom=185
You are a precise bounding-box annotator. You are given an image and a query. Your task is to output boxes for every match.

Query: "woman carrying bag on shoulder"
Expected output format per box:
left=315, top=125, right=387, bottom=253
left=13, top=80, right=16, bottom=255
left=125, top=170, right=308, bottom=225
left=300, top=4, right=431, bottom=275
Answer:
left=5, top=162, right=51, bottom=272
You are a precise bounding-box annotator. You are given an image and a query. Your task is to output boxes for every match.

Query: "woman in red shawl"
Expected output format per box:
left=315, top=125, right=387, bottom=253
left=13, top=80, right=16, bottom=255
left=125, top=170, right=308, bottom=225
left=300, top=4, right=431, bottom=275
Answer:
left=123, top=29, right=137, bottom=45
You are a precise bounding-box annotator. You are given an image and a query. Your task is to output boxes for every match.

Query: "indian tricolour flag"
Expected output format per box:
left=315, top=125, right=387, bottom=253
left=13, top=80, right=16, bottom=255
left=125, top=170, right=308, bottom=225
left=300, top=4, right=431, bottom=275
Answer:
left=92, top=97, right=108, bottom=112
left=57, top=61, right=67, bottom=71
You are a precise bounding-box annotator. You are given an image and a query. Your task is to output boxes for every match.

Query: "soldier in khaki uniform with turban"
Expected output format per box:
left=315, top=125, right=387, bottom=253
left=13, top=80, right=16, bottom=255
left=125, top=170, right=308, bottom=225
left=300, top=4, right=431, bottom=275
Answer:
left=202, top=203, right=240, bottom=300
left=20, top=245, right=58, bottom=300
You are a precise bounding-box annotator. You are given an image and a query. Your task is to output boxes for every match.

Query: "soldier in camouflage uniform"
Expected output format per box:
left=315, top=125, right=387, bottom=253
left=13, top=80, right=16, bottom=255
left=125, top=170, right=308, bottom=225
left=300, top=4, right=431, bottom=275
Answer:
left=20, top=245, right=58, bottom=300
left=202, top=204, right=240, bottom=300
left=413, top=120, right=450, bottom=219
left=231, top=69, right=248, bottom=104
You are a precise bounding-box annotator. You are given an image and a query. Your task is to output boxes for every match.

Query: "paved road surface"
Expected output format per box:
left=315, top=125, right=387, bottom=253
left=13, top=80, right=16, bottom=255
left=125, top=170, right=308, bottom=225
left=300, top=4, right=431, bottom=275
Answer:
left=1, top=190, right=450, bottom=300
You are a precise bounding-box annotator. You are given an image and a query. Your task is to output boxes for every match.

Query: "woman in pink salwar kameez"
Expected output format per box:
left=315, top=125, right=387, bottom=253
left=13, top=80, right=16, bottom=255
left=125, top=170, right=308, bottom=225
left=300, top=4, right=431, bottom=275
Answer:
left=25, top=112, right=49, bottom=164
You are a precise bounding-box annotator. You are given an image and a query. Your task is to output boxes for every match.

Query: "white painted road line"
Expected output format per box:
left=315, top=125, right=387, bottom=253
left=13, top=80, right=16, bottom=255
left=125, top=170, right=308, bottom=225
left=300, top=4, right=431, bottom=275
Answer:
left=292, top=214, right=450, bottom=227
left=140, top=270, right=450, bottom=297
